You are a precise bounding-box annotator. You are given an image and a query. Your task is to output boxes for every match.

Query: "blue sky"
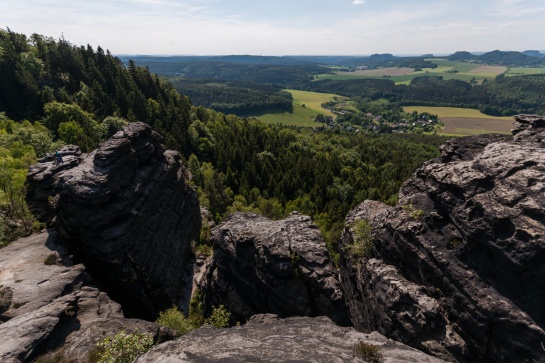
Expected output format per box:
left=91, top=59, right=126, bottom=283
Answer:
left=2, top=0, right=544, bottom=55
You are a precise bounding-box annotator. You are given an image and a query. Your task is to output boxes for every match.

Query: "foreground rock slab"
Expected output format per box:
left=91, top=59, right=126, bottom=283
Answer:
left=135, top=314, right=446, bottom=363
left=339, top=115, right=545, bottom=362
left=0, top=232, right=174, bottom=363
left=26, top=122, right=201, bottom=319
left=199, top=212, right=350, bottom=326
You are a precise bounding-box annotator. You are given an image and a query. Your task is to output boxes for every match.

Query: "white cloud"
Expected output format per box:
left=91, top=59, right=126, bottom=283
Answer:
left=353, top=0, right=364, bottom=5
left=491, top=0, right=545, bottom=17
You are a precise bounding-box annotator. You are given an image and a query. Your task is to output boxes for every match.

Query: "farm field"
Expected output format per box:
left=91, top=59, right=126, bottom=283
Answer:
left=256, top=90, right=340, bottom=126
left=403, top=106, right=514, bottom=135
left=336, top=67, right=414, bottom=77
left=426, top=59, right=481, bottom=72
left=318, top=59, right=509, bottom=84
left=505, top=67, right=545, bottom=76
left=467, top=65, right=508, bottom=77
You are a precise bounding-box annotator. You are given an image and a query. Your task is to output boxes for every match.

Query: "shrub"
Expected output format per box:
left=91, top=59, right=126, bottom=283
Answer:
left=32, top=349, right=70, bottom=363
left=43, top=253, right=60, bottom=266
left=402, top=203, right=424, bottom=221
left=189, top=289, right=205, bottom=327
left=352, top=341, right=382, bottom=363
left=206, top=305, right=231, bottom=328
left=155, top=306, right=195, bottom=336
left=94, top=330, right=154, bottom=363
left=346, top=219, right=374, bottom=260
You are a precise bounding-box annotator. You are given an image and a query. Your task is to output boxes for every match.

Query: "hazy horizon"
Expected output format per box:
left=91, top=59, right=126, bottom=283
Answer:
left=3, top=0, right=545, bottom=56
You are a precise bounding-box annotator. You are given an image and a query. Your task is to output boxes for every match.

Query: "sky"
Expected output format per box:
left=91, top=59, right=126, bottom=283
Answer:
left=2, top=0, right=545, bottom=56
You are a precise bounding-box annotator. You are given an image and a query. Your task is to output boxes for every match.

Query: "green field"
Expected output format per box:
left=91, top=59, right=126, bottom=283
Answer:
left=403, top=106, right=514, bottom=135
left=426, top=59, right=481, bottom=72
left=504, top=67, right=545, bottom=77
left=257, top=90, right=340, bottom=126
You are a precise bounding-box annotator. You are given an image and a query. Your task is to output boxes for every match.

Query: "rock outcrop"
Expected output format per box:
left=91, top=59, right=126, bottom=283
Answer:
left=0, top=231, right=174, bottom=363
left=339, top=115, right=545, bottom=362
left=199, top=212, right=351, bottom=326
left=25, top=122, right=201, bottom=319
left=135, top=314, right=447, bottom=363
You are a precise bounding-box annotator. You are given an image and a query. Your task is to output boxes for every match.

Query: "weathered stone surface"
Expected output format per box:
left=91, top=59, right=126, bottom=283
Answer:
left=0, top=232, right=174, bottom=363
left=0, top=231, right=87, bottom=322
left=339, top=115, right=545, bottom=362
left=199, top=212, right=350, bottom=326
left=26, top=122, right=201, bottom=319
left=135, top=314, right=447, bottom=363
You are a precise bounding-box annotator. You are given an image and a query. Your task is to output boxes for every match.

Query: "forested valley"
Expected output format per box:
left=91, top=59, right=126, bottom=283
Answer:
left=129, top=56, right=545, bottom=117
left=0, top=29, right=452, bottom=259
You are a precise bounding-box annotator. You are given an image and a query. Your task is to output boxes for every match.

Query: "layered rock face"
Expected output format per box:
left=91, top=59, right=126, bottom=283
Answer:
left=26, top=122, right=201, bottom=319
left=135, top=314, right=447, bottom=363
left=199, top=212, right=350, bottom=326
left=339, top=115, right=545, bottom=362
left=0, top=232, right=174, bottom=363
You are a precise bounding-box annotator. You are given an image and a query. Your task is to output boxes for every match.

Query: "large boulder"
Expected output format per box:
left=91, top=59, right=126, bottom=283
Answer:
left=135, top=314, right=447, bottom=363
left=0, top=232, right=174, bottom=363
left=339, top=115, right=545, bottom=362
left=25, top=122, right=201, bottom=319
left=199, top=212, right=350, bottom=326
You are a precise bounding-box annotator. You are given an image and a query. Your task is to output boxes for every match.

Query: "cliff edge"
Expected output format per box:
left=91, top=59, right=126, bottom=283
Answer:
left=339, top=115, right=545, bottom=362
left=25, top=122, right=201, bottom=320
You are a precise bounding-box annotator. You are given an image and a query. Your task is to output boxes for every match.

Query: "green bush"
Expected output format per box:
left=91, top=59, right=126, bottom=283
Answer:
left=346, top=219, right=374, bottom=260
left=155, top=306, right=195, bottom=336
left=402, top=203, right=424, bottom=221
left=188, top=289, right=205, bottom=327
left=43, top=253, right=60, bottom=266
left=94, top=330, right=154, bottom=363
left=206, top=305, right=231, bottom=328
left=352, top=341, right=382, bottom=362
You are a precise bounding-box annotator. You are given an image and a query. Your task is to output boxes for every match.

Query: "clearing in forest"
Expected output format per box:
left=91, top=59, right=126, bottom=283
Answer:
left=257, top=90, right=342, bottom=127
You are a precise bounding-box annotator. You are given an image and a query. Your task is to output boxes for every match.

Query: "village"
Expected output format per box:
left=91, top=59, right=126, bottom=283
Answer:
left=314, top=106, right=440, bottom=134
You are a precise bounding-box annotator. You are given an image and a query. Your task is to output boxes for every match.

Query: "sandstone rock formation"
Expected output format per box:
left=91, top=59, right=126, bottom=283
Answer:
left=199, top=212, right=350, bottom=326
left=0, top=231, right=174, bottom=363
left=339, top=115, right=545, bottom=362
left=135, top=314, right=447, bottom=363
left=25, top=122, right=201, bottom=320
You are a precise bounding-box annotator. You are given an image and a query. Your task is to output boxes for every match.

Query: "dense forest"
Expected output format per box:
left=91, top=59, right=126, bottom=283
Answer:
left=0, top=30, right=192, bottom=152
left=0, top=29, right=449, bottom=259
left=169, top=79, right=293, bottom=116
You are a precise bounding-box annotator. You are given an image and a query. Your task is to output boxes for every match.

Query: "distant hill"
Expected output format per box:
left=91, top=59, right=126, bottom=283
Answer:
left=447, top=50, right=545, bottom=66
left=523, top=50, right=545, bottom=58
left=369, top=53, right=396, bottom=60
left=446, top=51, right=476, bottom=61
